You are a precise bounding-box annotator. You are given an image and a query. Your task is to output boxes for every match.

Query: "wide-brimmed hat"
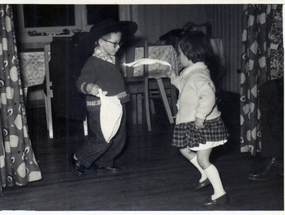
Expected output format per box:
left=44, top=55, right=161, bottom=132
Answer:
left=88, top=18, right=138, bottom=44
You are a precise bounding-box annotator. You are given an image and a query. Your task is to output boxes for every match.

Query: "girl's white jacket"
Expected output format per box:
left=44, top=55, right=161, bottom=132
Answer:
left=170, top=62, right=221, bottom=125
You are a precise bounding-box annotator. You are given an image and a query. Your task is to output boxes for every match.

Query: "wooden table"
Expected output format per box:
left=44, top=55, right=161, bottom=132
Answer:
left=19, top=51, right=46, bottom=88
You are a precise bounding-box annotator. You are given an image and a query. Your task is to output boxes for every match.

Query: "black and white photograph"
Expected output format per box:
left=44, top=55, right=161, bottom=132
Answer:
left=0, top=3, right=283, bottom=213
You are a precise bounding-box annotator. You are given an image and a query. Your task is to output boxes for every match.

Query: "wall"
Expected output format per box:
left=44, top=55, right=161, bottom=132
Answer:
left=207, top=5, right=243, bottom=93
left=121, top=5, right=243, bottom=93
left=122, top=5, right=209, bottom=42
left=17, top=5, right=243, bottom=93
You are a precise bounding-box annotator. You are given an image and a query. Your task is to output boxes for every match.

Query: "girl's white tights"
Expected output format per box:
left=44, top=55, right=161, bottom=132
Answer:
left=190, top=155, right=207, bottom=182
left=204, top=164, right=226, bottom=200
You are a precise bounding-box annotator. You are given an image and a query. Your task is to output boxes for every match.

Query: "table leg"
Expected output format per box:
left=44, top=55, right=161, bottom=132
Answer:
left=156, top=78, right=174, bottom=124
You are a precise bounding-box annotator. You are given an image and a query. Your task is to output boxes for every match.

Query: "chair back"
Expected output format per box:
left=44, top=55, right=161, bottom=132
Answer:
left=124, top=39, right=148, bottom=78
left=122, top=39, right=152, bottom=131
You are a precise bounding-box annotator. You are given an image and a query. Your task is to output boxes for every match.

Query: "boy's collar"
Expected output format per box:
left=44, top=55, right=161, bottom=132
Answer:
left=93, top=47, right=116, bottom=64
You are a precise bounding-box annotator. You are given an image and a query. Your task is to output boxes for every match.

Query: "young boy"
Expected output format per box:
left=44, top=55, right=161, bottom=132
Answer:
left=68, top=19, right=138, bottom=177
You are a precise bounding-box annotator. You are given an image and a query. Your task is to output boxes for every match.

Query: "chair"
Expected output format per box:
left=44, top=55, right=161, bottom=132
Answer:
left=123, top=40, right=152, bottom=131
left=24, top=44, right=53, bottom=139
left=123, top=40, right=177, bottom=131
left=43, top=44, right=54, bottom=139
left=148, top=78, right=178, bottom=117
left=140, top=43, right=177, bottom=123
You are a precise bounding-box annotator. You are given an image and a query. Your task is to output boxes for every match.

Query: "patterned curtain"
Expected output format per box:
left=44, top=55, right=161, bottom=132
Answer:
left=0, top=5, right=42, bottom=194
left=240, top=4, right=283, bottom=155
left=269, top=5, right=284, bottom=80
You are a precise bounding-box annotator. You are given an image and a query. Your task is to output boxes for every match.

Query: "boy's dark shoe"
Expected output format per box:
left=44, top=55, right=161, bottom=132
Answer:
left=94, top=164, right=120, bottom=172
left=68, top=154, right=86, bottom=177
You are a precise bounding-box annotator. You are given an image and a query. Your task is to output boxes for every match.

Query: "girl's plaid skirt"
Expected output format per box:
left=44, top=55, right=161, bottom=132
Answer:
left=172, top=117, right=229, bottom=149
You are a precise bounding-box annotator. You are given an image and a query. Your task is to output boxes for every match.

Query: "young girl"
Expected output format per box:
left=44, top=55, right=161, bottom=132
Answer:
left=166, top=31, right=229, bottom=206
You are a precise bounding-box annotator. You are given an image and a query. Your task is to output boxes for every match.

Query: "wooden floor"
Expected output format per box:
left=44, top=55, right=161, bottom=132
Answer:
left=1, top=92, right=283, bottom=211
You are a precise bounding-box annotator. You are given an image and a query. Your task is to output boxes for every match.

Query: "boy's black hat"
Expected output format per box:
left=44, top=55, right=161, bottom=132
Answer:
left=88, top=18, right=138, bottom=44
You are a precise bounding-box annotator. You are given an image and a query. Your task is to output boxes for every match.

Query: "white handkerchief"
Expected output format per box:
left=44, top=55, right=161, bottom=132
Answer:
left=99, top=89, right=123, bottom=143
left=124, top=58, right=171, bottom=68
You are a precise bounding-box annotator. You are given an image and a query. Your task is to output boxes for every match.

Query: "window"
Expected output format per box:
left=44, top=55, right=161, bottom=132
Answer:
left=13, top=5, right=120, bottom=34
left=12, top=5, right=120, bottom=49
left=23, top=5, right=75, bottom=28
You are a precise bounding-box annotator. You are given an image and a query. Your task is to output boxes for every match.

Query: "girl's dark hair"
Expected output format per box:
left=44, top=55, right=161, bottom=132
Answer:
left=179, top=31, right=222, bottom=85
left=178, top=31, right=214, bottom=63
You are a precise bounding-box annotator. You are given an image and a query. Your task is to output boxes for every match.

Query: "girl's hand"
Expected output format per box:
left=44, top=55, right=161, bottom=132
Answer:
left=165, top=67, right=176, bottom=78
left=195, top=117, right=205, bottom=129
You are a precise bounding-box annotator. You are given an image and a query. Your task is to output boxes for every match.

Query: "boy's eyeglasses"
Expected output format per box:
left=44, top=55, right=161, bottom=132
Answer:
left=101, top=39, right=122, bottom=48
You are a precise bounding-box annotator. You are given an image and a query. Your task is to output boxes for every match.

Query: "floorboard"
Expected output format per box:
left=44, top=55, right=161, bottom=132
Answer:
left=1, top=92, right=283, bottom=211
